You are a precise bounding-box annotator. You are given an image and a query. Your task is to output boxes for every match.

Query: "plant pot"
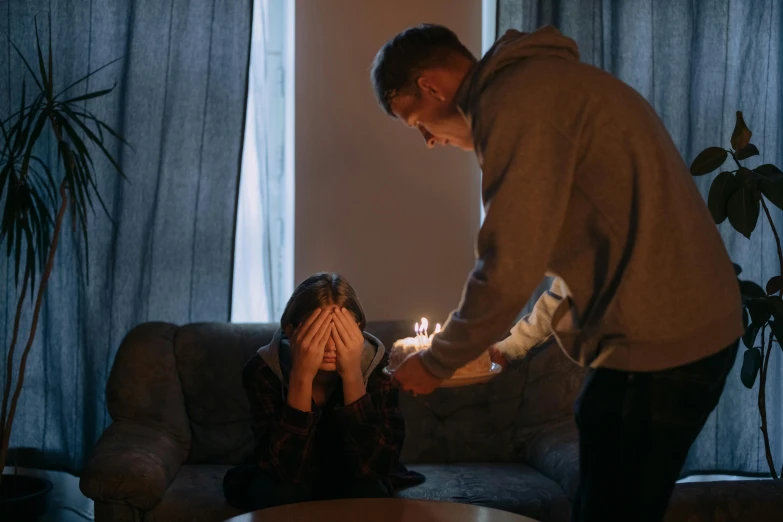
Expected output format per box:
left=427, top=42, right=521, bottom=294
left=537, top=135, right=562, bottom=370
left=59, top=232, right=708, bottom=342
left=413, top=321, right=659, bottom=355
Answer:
left=0, top=474, right=53, bottom=521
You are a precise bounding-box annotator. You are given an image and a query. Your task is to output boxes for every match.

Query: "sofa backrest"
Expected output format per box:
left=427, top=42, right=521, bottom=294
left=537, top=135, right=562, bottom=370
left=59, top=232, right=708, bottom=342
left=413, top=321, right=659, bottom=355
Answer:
left=109, top=321, right=586, bottom=466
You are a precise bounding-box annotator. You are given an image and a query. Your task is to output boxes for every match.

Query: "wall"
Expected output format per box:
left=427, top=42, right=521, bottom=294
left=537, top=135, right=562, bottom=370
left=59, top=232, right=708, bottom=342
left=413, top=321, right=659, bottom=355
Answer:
left=295, top=0, right=482, bottom=323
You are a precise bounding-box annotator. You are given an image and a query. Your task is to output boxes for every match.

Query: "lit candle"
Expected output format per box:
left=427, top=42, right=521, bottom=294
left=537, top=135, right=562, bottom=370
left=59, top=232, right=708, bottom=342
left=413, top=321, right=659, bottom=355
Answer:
left=430, top=323, right=442, bottom=342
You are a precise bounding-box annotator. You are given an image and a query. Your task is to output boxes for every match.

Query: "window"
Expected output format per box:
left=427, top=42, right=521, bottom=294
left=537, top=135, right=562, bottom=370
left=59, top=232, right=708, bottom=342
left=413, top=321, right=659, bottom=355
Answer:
left=231, top=0, right=295, bottom=323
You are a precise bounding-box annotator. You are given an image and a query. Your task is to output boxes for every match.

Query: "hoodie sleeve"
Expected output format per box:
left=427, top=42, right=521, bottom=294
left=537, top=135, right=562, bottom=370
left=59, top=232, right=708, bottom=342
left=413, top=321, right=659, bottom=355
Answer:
left=244, top=356, right=319, bottom=485
left=495, top=277, right=567, bottom=360
left=422, top=70, right=579, bottom=379
left=334, top=353, right=404, bottom=483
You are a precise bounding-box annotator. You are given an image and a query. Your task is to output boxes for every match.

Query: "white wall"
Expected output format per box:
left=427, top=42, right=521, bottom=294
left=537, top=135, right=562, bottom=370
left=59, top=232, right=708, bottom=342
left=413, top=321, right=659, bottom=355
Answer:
left=295, top=0, right=482, bottom=322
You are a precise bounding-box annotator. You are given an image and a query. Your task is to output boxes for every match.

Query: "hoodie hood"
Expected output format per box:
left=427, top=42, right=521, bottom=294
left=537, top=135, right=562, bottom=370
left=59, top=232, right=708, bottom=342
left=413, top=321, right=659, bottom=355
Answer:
left=457, top=26, right=580, bottom=122
left=256, top=329, right=386, bottom=389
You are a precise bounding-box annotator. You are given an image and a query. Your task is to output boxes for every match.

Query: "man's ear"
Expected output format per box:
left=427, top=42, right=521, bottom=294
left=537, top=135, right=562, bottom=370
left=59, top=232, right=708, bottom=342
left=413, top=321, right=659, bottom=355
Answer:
left=416, top=74, right=444, bottom=100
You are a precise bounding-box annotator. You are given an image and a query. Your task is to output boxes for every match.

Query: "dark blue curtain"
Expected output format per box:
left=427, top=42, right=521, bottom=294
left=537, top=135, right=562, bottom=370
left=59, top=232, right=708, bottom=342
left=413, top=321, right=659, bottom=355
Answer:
left=1, top=0, right=251, bottom=472
left=498, top=0, right=783, bottom=476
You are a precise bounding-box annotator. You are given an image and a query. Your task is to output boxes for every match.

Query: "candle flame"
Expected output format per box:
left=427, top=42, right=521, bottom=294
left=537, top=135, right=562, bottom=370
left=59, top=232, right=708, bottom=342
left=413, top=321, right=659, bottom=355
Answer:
left=420, top=318, right=429, bottom=336
left=434, top=323, right=442, bottom=334
left=414, top=322, right=419, bottom=335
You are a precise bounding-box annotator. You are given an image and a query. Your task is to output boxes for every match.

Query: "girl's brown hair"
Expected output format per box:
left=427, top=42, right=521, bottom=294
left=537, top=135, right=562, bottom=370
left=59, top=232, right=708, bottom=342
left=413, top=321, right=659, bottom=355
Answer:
left=280, top=272, right=367, bottom=331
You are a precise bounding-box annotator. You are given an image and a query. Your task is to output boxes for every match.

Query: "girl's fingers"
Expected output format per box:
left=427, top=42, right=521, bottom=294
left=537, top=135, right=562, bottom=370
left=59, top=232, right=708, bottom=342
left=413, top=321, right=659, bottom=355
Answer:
left=303, top=310, right=330, bottom=346
left=299, top=309, right=322, bottom=336
left=315, top=317, right=332, bottom=349
left=339, top=308, right=362, bottom=342
left=331, top=325, right=346, bottom=351
left=333, top=311, right=352, bottom=344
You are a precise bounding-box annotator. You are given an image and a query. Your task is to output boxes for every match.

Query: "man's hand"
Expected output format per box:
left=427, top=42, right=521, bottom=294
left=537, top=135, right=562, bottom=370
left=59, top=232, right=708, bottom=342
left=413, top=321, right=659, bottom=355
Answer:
left=489, top=344, right=509, bottom=369
left=392, top=350, right=443, bottom=395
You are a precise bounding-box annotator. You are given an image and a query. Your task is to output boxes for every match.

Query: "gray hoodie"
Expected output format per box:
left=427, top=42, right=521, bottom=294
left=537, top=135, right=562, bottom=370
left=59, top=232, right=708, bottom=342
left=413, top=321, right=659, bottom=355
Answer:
left=422, top=26, right=742, bottom=378
left=257, top=329, right=387, bottom=389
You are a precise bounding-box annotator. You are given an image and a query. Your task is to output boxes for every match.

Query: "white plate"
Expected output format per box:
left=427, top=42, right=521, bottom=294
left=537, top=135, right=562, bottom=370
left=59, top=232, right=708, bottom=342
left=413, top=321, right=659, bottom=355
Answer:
left=383, top=362, right=503, bottom=388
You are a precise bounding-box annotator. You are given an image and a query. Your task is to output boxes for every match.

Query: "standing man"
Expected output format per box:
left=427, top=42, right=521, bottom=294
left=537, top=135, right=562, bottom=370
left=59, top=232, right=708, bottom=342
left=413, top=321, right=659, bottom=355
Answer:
left=370, top=24, right=742, bottom=522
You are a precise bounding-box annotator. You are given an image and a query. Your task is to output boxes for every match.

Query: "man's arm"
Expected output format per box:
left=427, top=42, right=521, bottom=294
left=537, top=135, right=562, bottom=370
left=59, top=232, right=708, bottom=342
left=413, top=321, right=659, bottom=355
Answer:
left=422, top=71, right=580, bottom=379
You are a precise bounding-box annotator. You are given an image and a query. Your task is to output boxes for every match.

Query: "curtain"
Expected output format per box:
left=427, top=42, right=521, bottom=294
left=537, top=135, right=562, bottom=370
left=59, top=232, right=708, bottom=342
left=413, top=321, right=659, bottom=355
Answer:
left=231, top=0, right=294, bottom=324
left=497, top=0, right=783, bottom=476
left=1, top=0, right=251, bottom=472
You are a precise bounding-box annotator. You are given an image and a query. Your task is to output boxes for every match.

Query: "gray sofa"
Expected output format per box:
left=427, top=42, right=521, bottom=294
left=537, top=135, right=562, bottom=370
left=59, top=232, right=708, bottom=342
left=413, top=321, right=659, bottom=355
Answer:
left=80, top=321, right=783, bottom=522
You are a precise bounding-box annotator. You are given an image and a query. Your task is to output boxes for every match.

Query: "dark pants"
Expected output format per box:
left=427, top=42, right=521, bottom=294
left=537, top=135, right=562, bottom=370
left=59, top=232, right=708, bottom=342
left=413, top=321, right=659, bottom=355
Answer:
left=571, top=341, right=738, bottom=522
left=223, top=465, right=391, bottom=511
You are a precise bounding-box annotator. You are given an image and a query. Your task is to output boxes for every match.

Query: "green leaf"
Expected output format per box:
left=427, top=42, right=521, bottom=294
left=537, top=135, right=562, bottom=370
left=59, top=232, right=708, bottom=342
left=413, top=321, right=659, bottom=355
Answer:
left=58, top=108, right=127, bottom=181
left=766, top=276, right=782, bottom=295
left=755, top=164, right=783, bottom=182
left=47, top=12, right=53, bottom=101
left=690, top=147, right=728, bottom=176
left=20, top=218, right=34, bottom=290
left=768, top=295, right=783, bottom=320
left=67, top=108, right=133, bottom=150
left=742, top=307, right=750, bottom=335
left=19, top=109, right=50, bottom=182
left=707, top=172, right=740, bottom=224
left=61, top=84, right=116, bottom=105
left=56, top=113, right=95, bottom=170
left=747, top=297, right=774, bottom=327
left=740, top=347, right=762, bottom=388
left=10, top=41, right=44, bottom=93
left=29, top=156, right=57, bottom=207
left=736, top=143, right=760, bottom=160
left=727, top=185, right=760, bottom=238
left=758, top=178, right=783, bottom=211
left=743, top=323, right=759, bottom=349
left=731, top=111, right=752, bottom=151
left=14, top=218, right=23, bottom=285
left=11, top=81, right=28, bottom=155
left=52, top=55, right=126, bottom=101
left=740, top=280, right=767, bottom=299
left=34, top=16, right=51, bottom=100
left=770, top=320, right=783, bottom=349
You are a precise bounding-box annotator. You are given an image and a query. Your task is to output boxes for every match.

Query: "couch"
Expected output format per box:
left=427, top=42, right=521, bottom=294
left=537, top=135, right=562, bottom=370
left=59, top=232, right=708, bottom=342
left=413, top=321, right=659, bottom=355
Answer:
left=80, top=321, right=783, bottom=522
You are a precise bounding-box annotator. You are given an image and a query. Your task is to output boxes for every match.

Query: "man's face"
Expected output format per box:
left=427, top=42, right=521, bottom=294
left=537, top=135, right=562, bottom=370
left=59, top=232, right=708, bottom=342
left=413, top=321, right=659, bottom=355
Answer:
left=390, top=71, right=474, bottom=151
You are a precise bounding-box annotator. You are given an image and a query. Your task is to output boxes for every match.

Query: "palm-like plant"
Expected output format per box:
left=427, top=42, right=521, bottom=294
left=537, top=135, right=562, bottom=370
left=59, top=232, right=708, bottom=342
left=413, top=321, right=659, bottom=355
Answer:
left=690, top=111, right=783, bottom=479
left=0, top=15, right=128, bottom=479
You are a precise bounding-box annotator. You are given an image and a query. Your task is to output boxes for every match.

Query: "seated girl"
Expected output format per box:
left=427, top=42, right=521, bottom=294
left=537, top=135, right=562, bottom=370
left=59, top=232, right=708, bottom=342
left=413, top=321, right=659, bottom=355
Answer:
left=224, top=272, right=423, bottom=510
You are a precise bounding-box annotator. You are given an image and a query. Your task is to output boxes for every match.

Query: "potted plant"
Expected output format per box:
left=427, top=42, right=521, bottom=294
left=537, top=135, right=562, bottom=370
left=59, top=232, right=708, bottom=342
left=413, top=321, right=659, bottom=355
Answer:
left=0, top=15, right=128, bottom=519
left=690, top=111, right=783, bottom=479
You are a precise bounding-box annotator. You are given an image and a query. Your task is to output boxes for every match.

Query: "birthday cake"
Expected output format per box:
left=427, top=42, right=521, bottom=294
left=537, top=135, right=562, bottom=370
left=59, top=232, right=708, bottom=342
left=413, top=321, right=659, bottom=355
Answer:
left=389, top=319, right=492, bottom=377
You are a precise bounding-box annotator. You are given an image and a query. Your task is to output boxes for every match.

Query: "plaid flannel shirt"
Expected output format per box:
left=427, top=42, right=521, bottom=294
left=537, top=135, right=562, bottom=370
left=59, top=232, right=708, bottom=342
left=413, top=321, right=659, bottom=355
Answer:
left=243, top=352, right=405, bottom=487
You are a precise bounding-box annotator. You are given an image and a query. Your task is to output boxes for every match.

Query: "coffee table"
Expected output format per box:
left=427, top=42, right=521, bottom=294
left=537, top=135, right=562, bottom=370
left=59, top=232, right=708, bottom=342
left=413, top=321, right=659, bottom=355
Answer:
left=223, top=498, right=538, bottom=521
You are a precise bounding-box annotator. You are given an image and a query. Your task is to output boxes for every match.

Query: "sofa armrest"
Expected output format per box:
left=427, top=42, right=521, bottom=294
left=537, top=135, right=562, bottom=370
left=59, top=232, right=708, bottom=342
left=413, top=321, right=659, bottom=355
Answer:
left=521, top=417, right=581, bottom=500
left=80, top=421, right=189, bottom=511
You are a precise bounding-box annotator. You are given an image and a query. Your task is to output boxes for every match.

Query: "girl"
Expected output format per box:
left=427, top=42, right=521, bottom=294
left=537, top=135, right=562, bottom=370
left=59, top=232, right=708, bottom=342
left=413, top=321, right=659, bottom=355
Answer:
left=223, top=272, right=423, bottom=510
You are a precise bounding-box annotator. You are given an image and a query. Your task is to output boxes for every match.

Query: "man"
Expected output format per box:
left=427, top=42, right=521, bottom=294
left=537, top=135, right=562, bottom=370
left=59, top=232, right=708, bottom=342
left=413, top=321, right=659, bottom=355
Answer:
left=370, top=24, right=742, bottom=522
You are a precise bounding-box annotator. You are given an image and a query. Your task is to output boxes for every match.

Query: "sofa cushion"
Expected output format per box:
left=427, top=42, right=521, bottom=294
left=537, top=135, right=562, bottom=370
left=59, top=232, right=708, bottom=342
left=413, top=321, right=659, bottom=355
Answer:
left=146, top=465, right=241, bottom=522
left=108, top=323, right=191, bottom=448
left=399, top=463, right=571, bottom=522
left=174, top=323, right=277, bottom=464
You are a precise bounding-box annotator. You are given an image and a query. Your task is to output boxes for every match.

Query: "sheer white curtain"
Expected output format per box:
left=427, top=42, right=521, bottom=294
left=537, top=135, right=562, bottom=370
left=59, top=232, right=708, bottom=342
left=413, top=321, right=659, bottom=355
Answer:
left=232, top=0, right=295, bottom=323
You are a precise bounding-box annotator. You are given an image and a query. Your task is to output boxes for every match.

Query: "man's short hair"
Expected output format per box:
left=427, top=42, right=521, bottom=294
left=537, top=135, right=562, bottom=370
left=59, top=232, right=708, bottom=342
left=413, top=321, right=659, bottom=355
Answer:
left=371, top=24, right=476, bottom=116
